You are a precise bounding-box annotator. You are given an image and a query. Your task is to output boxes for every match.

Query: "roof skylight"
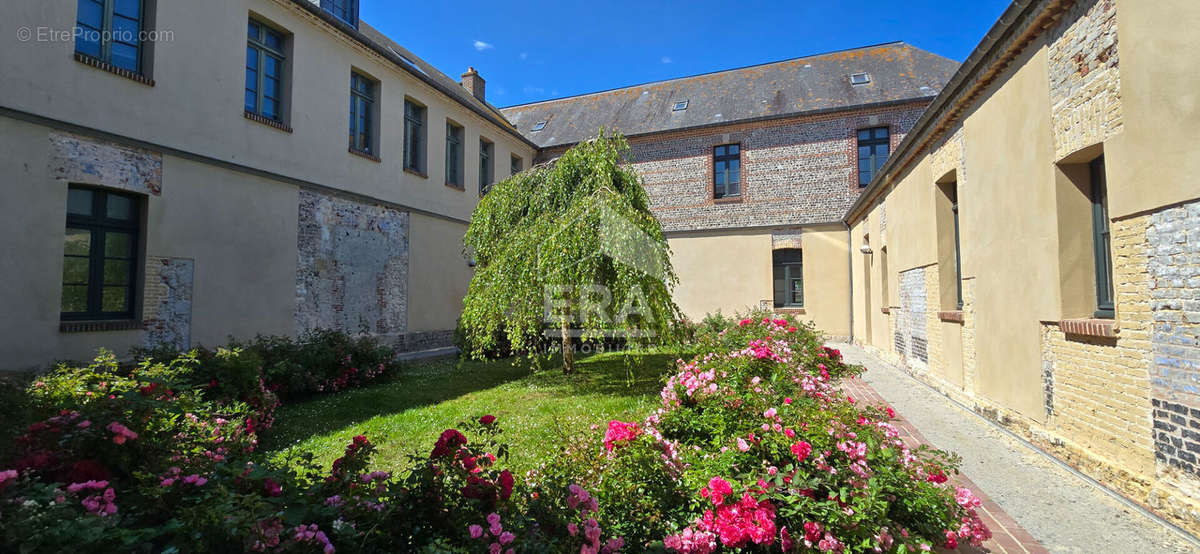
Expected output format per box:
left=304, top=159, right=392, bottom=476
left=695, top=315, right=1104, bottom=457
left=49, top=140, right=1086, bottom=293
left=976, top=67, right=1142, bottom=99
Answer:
left=531, top=121, right=547, bottom=131
left=672, top=100, right=689, bottom=111
left=850, top=72, right=871, bottom=85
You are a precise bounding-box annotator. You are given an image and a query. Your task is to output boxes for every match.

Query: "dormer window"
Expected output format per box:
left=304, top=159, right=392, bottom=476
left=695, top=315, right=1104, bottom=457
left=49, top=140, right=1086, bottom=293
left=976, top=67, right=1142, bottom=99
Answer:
left=673, top=100, right=689, bottom=111
left=321, top=0, right=359, bottom=28
left=531, top=121, right=547, bottom=132
left=850, top=72, right=871, bottom=85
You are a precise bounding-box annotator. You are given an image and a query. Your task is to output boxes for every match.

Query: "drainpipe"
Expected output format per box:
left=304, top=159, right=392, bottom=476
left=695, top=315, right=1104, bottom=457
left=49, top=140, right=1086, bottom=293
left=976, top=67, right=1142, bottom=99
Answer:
left=845, top=221, right=854, bottom=344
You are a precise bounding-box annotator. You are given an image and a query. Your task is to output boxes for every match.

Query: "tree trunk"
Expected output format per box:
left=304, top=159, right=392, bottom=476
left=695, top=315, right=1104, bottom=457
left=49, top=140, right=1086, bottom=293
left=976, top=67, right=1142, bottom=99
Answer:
left=561, top=316, right=574, bottom=374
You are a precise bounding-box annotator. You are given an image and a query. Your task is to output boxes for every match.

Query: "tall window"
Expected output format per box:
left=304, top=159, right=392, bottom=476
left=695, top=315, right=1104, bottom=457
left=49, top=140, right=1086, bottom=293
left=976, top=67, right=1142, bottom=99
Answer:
left=1091, top=156, right=1113, bottom=318
left=246, top=20, right=285, bottom=121
left=714, top=144, right=741, bottom=198
left=479, top=139, right=494, bottom=195
left=62, top=186, right=140, bottom=321
left=320, top=0, right=359, bottom=28
left=446, top=122, right=464, bottom=187
left=858, top=127, right=890, bottom=187
left=404, top=100, right=426, bottom=173
left=75, top=0, right=146, bottom=73
left=511, top=154, right=523, bottom=176
left=773, top=249, right=804, bottom=308
left=349, top=72, right=375, bottom=154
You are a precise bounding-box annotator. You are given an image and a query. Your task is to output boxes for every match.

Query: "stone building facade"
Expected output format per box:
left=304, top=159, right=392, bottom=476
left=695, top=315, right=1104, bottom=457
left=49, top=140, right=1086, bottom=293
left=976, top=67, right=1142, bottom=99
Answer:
left=847, top=0, right=1200, bottom=536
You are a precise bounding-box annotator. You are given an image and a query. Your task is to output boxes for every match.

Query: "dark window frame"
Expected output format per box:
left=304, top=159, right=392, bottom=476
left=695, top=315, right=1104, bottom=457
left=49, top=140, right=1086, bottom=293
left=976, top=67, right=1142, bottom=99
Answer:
left=510, top=154, right=523, bottom=176
left=74, top=0, right=147, bottom=74
left=773, top=249, right=804, bottom=308
left=319, top=0, right=359, bottom=28
left=950, top=184, right=963, bottom=310
left=713, top=143, right=741, bottom=199
left=857, top=127, right=890, bottom=187
left=245, top=19, right=286, bottom=122
left=1091, top=156, right=1114, bottom=318
left=479, top=138, right=494, bottom=195
left=62, top=185, right=141, bottom=322
left=349, top=71, right=375, bottom=155
left=403, top=99, right=426, bottom=173
left=445, top=121, right=464, bottom=188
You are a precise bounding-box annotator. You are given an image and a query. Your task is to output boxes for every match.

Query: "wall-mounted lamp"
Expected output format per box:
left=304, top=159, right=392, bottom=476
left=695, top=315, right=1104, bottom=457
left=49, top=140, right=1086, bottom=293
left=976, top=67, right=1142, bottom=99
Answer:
left=859, top=244, right=873, bottom=255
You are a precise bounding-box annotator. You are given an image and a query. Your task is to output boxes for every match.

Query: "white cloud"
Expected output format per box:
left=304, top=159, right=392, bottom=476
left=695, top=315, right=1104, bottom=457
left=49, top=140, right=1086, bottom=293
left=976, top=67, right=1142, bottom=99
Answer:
left=519, top=52, right=528, bottom=61
left=523, top=85, right=545, bottom=95
left=473, top=40, right=494, bottom=52
left=661, top=56, right=672, bottom=64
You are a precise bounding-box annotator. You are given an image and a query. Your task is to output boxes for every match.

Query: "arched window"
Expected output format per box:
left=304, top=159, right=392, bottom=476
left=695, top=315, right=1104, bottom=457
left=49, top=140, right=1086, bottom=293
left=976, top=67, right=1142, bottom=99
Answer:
left=773, top=249, right=803, bottom=308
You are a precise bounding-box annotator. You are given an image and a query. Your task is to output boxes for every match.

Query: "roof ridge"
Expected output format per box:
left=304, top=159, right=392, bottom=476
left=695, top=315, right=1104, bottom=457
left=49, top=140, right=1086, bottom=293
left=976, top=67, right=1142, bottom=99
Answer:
left=499, top=41, right=911, bottom=110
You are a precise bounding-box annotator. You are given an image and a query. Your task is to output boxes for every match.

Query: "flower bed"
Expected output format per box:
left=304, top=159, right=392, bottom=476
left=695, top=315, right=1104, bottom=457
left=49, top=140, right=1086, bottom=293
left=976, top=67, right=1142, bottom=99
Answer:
left=0, top=314, right=988, bottom=552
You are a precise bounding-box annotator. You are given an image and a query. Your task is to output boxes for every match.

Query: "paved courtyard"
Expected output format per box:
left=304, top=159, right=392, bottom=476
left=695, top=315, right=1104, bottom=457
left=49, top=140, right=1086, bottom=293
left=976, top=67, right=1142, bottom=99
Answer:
left=830, top=343, right=1200, bottom=554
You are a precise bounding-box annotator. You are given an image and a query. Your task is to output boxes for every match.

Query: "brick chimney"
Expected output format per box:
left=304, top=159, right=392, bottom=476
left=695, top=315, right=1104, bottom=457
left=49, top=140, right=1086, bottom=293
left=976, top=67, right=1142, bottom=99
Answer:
left=461, top=67, right=485, bottom=102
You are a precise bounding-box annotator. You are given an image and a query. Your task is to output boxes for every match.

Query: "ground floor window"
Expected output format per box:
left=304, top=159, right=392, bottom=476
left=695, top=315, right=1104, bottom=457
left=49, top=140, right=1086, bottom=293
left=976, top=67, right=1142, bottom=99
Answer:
left=62, top=185, right=140, bottom=321
left=773, top=249, right=803, bottom=308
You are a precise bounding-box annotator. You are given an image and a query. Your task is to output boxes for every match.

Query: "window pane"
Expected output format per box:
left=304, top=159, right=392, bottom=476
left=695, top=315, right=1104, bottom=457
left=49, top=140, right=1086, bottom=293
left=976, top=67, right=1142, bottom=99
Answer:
left=105, top=232, right=132, bottom=257
left=103, top=260, right=131, bottom=285
left=106, top=194, right=133, bottom=220
left=245, top=89, right=258, bottom=113
left=63, top=257, right=90, bottom=284
left=113, top=0, right=140, bottom=18
left=65, top=228, right=91, bottom=255
left=714, top=171, right=724, bottom=186
left=876, top=144, right=890, bottom=159
left=714, top=146, right=725, bottom=157
left=75, top=27, right=101, bottom=57
left=248, top=20, right=261, bottom=42
left=729, top=168, right=740, bottom=184
left=264, top=56, right=280, bottom=79
left=264, top=31, right=283, bottom=51
left=78, top=0, right=104, bottom=28
left=62, top=285, right=89, bottom=313
left=727, top=181, right=740, bottom=196
left=111, top=42, right=138, bottom=72
left=858, top=145, right=871, bottom=158
left=859, top=159, right=873, bottom=173
left=729, top=159, right=740, bottom=172
left=111, top=14, right=139, bottom=39
left=264, top=98, right=278, bottom=120
left=728, top=144, right=739, bottom=155
left=773, top=265, right=786, bottom=307
left=860, top=172, right=872, bottom=186
left=874, top=128, right=888, bottom=139
left=858, top=130, right=871, bottom=141
left=246, top=47, right=258, bottom=70
left=68, top=188, right=93, bottom=215
left=102, top=287, right=129, bottom=312
left=264, top=76, right=278, bottom=99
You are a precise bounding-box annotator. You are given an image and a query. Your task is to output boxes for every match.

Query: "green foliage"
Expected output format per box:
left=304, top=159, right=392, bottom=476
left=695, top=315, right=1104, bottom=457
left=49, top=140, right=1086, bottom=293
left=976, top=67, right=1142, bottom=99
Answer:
left=459, top=132, right=682, bottom=363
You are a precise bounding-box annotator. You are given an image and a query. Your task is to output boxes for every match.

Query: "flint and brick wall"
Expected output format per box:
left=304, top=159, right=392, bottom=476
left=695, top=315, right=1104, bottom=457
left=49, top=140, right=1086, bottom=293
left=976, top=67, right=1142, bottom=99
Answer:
left=1049, top=0, right=1122, bottom=159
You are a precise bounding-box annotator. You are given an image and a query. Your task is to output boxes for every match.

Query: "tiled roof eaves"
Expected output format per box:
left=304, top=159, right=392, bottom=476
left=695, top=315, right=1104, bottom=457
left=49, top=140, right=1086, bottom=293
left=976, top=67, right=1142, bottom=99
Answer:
left=288, top=0, right=537, bottom=150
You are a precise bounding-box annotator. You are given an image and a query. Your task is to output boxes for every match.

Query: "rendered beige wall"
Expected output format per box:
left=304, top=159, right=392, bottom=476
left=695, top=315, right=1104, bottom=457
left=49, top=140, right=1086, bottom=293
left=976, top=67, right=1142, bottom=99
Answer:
left=407, top=213, right=472, bottom=332
left=799, top=224, right=852, bottom=338
left=1105, top=0, right=1200, bottom=218
left=0, top=118, right=298, bottom=368
left=0, top=1, right=535, bottom=224
left=667, top=231, right=772, bottom=320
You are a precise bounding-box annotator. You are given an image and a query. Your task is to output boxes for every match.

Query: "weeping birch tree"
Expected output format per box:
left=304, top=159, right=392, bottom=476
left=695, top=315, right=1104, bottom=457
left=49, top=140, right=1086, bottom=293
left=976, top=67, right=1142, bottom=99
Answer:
left=459, top=132, right=681, bottom=373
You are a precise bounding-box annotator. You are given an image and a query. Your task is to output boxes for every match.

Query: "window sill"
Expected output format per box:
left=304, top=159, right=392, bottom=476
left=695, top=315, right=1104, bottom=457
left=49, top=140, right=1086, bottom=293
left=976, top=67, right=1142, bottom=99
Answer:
left=445, top=182, right=465, bottom=192
left=1059, top=318, right=1116, bottom=338
left=938, top=310, right=965, bottom=323
left=348, top=148, right=381, bottom=163
left=714, top=196, right=743, bottom=204
left=244, top=111, right=293, bottom=133
left=74, top=52, right=154, bottom=86
left=60, top=319, right=142, bottom=333
left=775, top=307, right=805, bottom=314
left=403, top=167, right=428, bottom=179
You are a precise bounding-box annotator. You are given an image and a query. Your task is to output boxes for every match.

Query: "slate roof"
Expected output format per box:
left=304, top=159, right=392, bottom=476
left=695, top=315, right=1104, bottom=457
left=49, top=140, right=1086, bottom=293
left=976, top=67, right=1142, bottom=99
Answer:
left=500, top=42, right=959, bottom=149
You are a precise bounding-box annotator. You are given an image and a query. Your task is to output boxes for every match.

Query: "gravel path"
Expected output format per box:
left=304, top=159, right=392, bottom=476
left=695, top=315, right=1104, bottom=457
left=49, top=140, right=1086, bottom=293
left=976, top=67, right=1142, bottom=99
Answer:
left=830, top=343, right=1199, bottom=554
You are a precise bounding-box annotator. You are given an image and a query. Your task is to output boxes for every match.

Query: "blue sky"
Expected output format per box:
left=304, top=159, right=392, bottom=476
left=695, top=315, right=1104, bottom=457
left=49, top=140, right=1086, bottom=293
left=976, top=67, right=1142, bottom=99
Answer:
left=361, top=0, right=1012, bottom=108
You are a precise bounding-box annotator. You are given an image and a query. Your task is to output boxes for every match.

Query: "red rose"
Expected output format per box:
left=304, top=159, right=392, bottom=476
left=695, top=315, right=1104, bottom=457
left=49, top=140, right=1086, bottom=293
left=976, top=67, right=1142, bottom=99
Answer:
left=498, top=469, right=514, bottom=500
left=479, top=415, right=496, bottom=425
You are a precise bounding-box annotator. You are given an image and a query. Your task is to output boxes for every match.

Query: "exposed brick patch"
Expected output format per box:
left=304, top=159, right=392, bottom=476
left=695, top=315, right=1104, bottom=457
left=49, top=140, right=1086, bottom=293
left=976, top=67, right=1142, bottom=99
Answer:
left=60, top=320, right=141, bottom=333
left=244, top=111, right=294, bottom=133
left=938, top=310, right=964, bottom=323
left=1048, top=0, right=1122, bottom=159
left=896, top=266, right=929, bottom=366
left=295, top=189, right=408, bottom=338
left=1059, top=318, right=1116, bottom=338
left=1148, top=200, right=1200, bottom=481
left=770, top=228, right=803, bottom=250
left=48, top=132, right=163, bottom=195
left=142, top=257, right=194, bottom=351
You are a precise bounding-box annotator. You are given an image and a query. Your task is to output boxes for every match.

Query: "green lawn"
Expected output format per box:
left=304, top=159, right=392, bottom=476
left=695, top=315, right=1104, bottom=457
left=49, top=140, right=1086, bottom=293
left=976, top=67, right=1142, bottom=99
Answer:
left=262, top=350, right=683, bottom=475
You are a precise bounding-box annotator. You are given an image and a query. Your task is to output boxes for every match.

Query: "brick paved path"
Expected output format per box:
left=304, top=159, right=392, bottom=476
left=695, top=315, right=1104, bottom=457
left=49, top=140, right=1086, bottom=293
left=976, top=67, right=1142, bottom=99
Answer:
left=832, top=343, right=1199, bottom=554
left=840, top=375, right=1047, bottom=554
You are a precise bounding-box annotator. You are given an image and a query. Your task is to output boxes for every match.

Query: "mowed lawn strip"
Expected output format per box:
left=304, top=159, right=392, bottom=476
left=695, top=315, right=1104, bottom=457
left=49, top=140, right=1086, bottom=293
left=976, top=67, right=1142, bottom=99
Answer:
left=263, top=351, right=683, bottom=475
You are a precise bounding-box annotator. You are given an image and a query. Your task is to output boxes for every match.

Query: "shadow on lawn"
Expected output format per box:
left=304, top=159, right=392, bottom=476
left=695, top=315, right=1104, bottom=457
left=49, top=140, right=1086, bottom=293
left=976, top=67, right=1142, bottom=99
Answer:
left=259, top=350, right=679, bottom=451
